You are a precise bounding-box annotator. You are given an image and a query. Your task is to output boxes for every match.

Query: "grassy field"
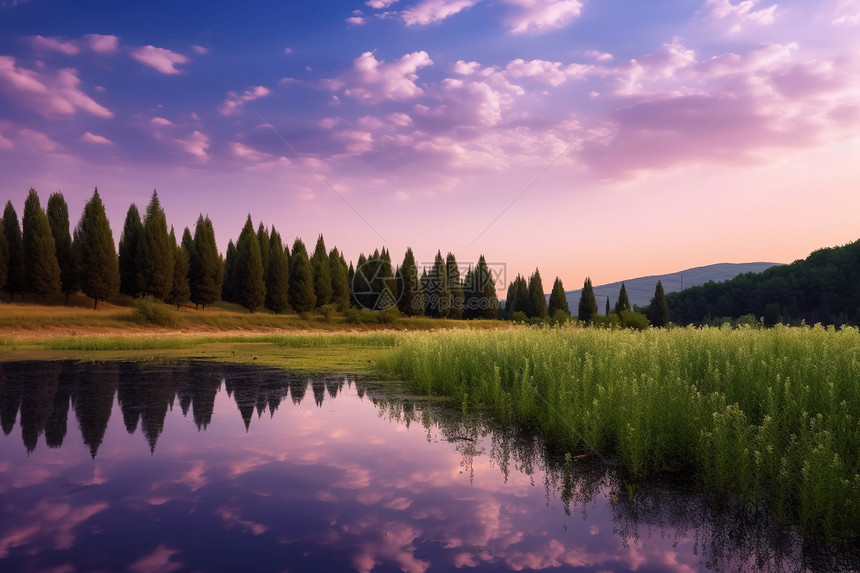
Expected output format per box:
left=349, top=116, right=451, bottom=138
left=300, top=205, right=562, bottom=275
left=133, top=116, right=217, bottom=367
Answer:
left=377, top=324, right=860, bottom=540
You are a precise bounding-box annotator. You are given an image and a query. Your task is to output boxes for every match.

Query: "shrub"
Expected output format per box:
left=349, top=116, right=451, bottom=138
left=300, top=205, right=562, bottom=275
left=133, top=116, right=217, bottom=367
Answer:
left=619, top=310, right=650, bottom=331
left=132, top=295, right=177, bottom=327
left=318, top=303, right=338, bottom=319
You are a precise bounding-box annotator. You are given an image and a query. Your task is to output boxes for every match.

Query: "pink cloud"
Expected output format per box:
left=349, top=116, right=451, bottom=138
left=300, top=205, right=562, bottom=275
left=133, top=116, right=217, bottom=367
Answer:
left=367, top=0, right=399, bottom=7
left=401, top=0, right=480, bottom=25
left=128, top=544, right=183, bottom=573
left=191, top=45, right=209, bottom=55
left=347, top=15, right=367, bottom=25
left=502, top=0, right=584, bottom=34
left=324, top=51, right=433, bottom=104
left=84, top=34, right=119, bottom=54
left=28, top=35, right=79, bottom=55
left=80, top=131, right=113, bottom=145
left=131, top=45, right=190, bottom=74
left=0, top=56, right=113, bottom=118
left=175, top=130, right=210, bottom=161
left=585, top=50, right=613, bottom=62
left=150, top=116, right=173, bottom=126
left=504, top=58, right=594, bottom=86
left=705, top=0, right=777, bottom=33
left=219, top=85, right=271, bottom=116
left=230, top=141, right=269, bottom=161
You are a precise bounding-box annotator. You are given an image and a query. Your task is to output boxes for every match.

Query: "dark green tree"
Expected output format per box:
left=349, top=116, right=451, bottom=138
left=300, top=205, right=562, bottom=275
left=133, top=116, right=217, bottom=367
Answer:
left=466, top=256, right=498, bottom=319
left=504, top=274, right=528, bottom=318
left=118, top=204, right=143, bottom=297
left=446, top=253, right=464, bottom=319
left=397, top=247, right=423, bottom=316
left=614, top=283, right=630, bottom=315
left=190, top=215, right=222, bottom=310
left=73, top=188, right=119, bottom=309
left=222, top=240, right=237, bottom=303
left=329, top=247, right=350, bottom=312
left=605, top=296, right=610, bottom=316
left=289, top=238, right=316, bottom=313
left=257, top=222, right=270, bottom=281
left=47, top=192, right=77, bottom=304
left=265, top=227, right=290, bottom=314
left=578, top=277, right=598, bottom=323
left=136, top=191, right=173, bottom=300
left=0, top=225, right=7, bottom=292
left=166, top=227, right=190, bottom=309
left=647, top=280, right=671, bottom=327
left=234, top=215, right=266, bottom=312
left=527, top=268, right=547, bottom=319
left=310, top=234, right=333, bottom=307
left=2, top=201, right=26, bottom=299
left=347, top=261, right=356, bottom=308
left=547, top=277, right=570, bottom=317
left=352, top=253, right=369, bottom=309
left=427, top=251, right=451, bottom=318
left=22, top=188, right=61, bottom=297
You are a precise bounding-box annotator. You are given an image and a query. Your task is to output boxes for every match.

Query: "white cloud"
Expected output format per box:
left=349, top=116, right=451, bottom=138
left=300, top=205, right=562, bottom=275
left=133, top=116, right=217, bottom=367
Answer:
left=80, top=131, right=113, bottom=145
left=176, top=130, right=210, bottom=161
left=347, top=16, right=367, bottom=25
left=833, top=0, right=860, bottom=25
left=705, top=0, right=777, bottom=33
left=401, top=0, right=480, bottom=25
left=585, top=50, right=613, bottom=62
left=84, top=34, right=119, bottom=54
left=323, top=51, right=433, bottom=104
left=504, top=58, right=594, bottom=86
left=219, top=85, right=271, bottom=116
left=388, top=112, right=413, bottom=126
left=29, top=35, right=79, bottom=55
left=150, top=116, right=173, bottom=126
left=502, top=0, right=583, bottom=34
left=131, top=45, right=190, bottom=74
left=0, top=56, right=113, bottom=118
left=367, top=0, right=398, bottom=7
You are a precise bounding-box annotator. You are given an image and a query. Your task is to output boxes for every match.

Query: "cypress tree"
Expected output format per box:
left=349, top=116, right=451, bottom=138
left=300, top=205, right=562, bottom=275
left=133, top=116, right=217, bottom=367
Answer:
left=0, top=226, right=7, bottom=292
left=615, top=283, right=630, bottom=315
left=222, top=240, right=237, bottom=303
left=505, top=274, right=528, bottom=318
left=605, top=297, right=610, bottom=316
left=329, top=247, right=350, bottom=312
left=648, top=280, right=671, bottom=327
left=22, top=188, right=61, bottom=297
left=527, top=268, right=547, bottom=319
left=265, top=226, right=290, bottom=314
left=427, top=251, right=451, bottom=318
left=348, top=261, right=356, bottom=308
left=47, top=192, right=77, bottom=304
left=397, top=247, right=424, bottom=316
left=2, top=201, right=26, bottom=299
left=73, top=188, right=119, bottom=309
left=310, top=234, right=333, bottom=307
left=446, top=253, right=464, bottom=319
left=352, top=253, right=368, bottom=309
left=118, top=204, right=143, bottom=297
left=190, top=215, right=222, bottom=310
left=476, top=256, right=498, bottom=319
left=166, top=227, right=190, bottom=309
left=378, top=248, right=397, bottom=310
left=234, top=215, right=266, bottom=312
left=257, top=222, right=270, bottom=280
left=289, top=238, right=315, bottom=313
left=547, top=277, right=570, bottom=317
left=136, top=191, right=173, bottom=300
left=578, top=277, right=598, bottom=323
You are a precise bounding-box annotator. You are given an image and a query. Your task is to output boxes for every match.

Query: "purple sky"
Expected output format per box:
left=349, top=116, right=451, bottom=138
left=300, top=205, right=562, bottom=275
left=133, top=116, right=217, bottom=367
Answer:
left=1, top=0, right=859, bottom=291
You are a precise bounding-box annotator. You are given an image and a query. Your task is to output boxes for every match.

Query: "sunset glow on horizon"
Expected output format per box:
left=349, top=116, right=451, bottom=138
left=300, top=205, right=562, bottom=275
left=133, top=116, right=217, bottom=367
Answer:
left=1, top=0, right=859, bottom=291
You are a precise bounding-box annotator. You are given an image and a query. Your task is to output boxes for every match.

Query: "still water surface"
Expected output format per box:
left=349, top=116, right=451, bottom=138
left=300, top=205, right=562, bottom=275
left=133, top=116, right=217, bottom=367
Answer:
left=0, top=361, right=848, bottom=572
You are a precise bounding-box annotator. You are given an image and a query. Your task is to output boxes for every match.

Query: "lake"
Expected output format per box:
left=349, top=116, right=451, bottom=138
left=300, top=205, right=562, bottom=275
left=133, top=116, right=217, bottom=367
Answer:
left=0, top=361, right=851, bottom=572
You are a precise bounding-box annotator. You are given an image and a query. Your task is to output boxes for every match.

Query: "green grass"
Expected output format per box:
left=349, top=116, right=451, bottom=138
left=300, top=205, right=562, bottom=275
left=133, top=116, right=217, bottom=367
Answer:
left=377, top=324, right=860, bottom=540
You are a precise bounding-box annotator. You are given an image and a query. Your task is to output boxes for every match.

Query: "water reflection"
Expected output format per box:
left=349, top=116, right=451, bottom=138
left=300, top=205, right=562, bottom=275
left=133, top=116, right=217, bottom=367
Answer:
left=0, top=361, right=854, bottom=572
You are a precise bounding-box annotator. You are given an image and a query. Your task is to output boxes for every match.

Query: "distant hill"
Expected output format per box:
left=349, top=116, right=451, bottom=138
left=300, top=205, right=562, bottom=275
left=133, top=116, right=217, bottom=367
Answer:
left=559, top=262, right=782, bottom=314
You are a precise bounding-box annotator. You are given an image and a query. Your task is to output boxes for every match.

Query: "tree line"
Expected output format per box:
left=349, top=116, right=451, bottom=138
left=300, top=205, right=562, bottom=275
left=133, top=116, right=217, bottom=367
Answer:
left=0, top=188, right=500, bottom=317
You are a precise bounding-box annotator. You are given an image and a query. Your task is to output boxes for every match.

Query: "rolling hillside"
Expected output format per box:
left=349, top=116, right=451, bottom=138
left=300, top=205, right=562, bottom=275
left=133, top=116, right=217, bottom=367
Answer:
left=560, top=262, right=782, bottom=314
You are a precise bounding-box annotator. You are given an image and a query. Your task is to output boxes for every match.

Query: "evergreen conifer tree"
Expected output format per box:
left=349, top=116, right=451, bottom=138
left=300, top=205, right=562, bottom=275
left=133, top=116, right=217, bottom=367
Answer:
left=118, top=204, right=143, bottom=297
left=373, top=248, right=396, bottom=310
left=605, top=297, right=610, bottom=316
left=136, top=191, right=173, bottom=300
left=329, top=247, right=350, bottom=311
left=348, top=261, right=357, bottom=308
left=235, top=216, right=266, bottom=312
left=265, top=226, right=290, bottom=314
left=446, top=253, right=464, bottom=319
left=257, top=222, right=270, bottom=281
left=190, top=215, right=222, bottom=310
left=428, top=251, right=451, bottom=318
left=47, top=192, right=78, bottom=304
left=578, top=277, right=598, bottom=323
left=22, top=188, right=61, bottom=297
left=476, top=256, right=498, bottom=319
left=397, top=247, right=423, bottom=316
left=547, top=277, right=570, bottom=317
left=2, top=201, right=26, bottom=299
left=166, top=227, right=190, bottom=309
left=222, top=240, right=237, bottom=303
left=0, top=225, right=7, bottom=292
left=614, top=283, right=630, bottom=315
left=73, top=188, right=119, bottom=309
left=527, top=268, right=547, bottom=319
left=648, top=280, right=671, bottom=327
left=352, top=253, right=369, bottom=309
left=289, top=238, right=316, bottom=313
left=310, top=234, right=333, bottom=307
